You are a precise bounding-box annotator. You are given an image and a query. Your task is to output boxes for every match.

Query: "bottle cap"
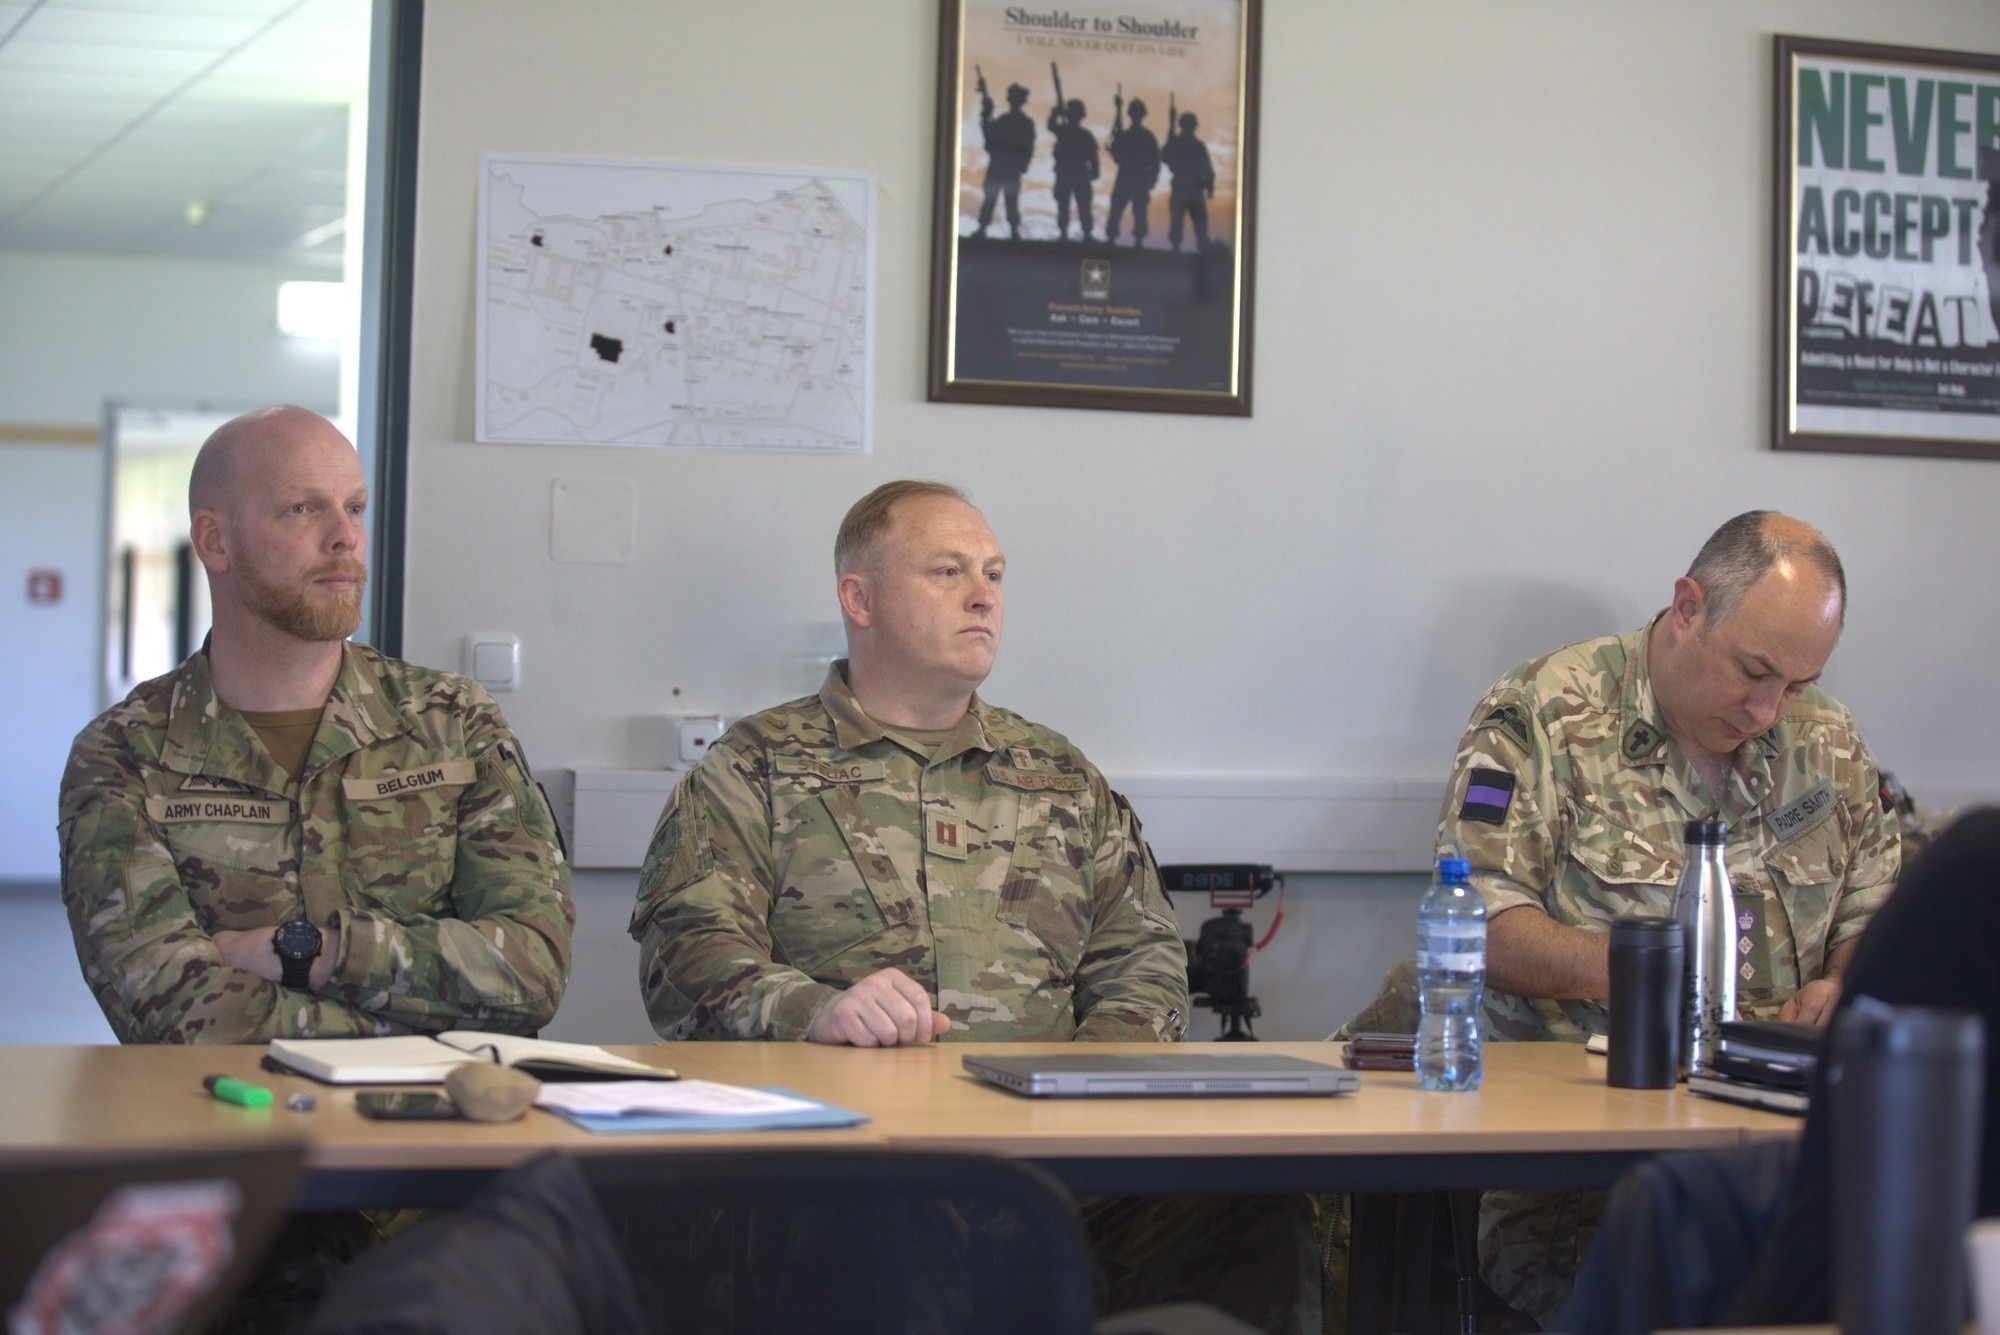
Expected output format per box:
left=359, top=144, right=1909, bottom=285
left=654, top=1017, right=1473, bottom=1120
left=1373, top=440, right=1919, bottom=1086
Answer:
left=1437, top=856, right=1471, bottom=880
left=1682, top=818, right=1728, bottom=845
left=1610, top=913, right=1681, bottom=946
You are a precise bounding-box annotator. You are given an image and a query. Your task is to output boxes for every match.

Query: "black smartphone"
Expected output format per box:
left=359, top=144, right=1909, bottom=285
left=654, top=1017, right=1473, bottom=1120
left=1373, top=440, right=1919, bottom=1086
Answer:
left=354, top=1091, right=458, bottom=1120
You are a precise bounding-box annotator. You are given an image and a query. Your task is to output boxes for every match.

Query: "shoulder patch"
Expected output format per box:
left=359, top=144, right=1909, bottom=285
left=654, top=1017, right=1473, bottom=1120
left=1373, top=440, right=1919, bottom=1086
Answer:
left=1477, top=701, right=1532, bottom=754
left=1458, top=768, right=1516, bottom=825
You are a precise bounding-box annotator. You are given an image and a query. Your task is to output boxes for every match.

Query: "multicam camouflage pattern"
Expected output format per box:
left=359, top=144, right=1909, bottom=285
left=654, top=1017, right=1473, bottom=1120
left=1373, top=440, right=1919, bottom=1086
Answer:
left=1439, top=617, right=1900, bottom=1041
left=59, top=643, right=574, bottom=1044
left=631, top=662, right=1188, bottom=1042
left=1477, top=1187, right=1605, bottom=1331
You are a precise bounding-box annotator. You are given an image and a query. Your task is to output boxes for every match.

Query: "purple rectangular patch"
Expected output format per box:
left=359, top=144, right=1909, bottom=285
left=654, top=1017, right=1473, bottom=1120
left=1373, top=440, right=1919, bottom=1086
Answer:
left=1459, top=767, right=1517, bottom=826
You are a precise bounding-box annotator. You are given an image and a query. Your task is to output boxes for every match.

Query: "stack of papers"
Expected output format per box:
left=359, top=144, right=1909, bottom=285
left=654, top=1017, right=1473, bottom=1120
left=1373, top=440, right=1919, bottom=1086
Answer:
left=534, top=1079, right=869, bottom=1134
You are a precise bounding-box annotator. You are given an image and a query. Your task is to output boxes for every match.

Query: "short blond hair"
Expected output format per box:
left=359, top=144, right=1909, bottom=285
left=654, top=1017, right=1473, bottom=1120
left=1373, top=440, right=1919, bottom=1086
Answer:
left=834, top=480, right=971, bottom=573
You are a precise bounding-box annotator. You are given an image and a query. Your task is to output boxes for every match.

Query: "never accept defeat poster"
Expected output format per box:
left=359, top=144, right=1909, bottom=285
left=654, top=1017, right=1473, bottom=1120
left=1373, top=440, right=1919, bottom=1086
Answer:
left=930, top=0, right=1258, bottom=414
left=1780, top=37, right=2000, bottom=455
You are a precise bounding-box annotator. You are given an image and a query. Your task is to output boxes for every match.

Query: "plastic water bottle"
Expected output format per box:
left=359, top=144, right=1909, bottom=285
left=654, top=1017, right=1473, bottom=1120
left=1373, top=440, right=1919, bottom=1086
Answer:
left=1417, top=856, right=1487, bottom=1091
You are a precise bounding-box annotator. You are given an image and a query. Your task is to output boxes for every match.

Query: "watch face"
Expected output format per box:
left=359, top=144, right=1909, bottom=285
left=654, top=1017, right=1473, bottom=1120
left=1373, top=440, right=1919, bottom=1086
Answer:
left=273, top=919, right=323, bottom=960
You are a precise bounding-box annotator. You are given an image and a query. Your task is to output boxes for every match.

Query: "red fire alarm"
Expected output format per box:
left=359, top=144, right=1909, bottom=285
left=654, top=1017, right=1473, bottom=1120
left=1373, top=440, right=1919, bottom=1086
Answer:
left=27, top=570, right=62, bottom=604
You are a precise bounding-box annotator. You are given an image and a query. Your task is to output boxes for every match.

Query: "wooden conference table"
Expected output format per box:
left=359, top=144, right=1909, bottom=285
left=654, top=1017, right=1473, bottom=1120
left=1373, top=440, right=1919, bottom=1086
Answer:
left=0, top=1039, right=1799, bottom=1210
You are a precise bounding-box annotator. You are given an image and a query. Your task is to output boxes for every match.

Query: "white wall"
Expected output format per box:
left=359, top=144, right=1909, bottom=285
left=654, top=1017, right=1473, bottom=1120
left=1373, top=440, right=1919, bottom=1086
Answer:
left=402, top=0, right=2000, bottom=798
left=0, top=252, right=341, bottom=423
left=0, top=444, right=102, bottom=881
left=396, top=2, right=2000, bottom=1036
left=0, top=251, right=341, bottom=880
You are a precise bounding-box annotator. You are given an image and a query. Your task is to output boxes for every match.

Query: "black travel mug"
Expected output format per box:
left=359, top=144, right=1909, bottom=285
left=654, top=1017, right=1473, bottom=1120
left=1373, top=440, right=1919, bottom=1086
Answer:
left=1832, top=997, right=1985, bottom=1335
left=1606, top=914, right=1682, bottom=1089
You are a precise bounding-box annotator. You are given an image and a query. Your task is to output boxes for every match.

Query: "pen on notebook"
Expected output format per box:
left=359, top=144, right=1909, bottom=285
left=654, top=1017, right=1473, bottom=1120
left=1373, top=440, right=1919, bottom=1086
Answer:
left=204, top=1074, right=273, bottom=1108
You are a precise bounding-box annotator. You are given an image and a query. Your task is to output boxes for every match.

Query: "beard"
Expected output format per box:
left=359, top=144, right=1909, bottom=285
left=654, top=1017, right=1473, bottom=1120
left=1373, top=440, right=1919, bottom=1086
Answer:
left=240, top=559, right=366, bottom=642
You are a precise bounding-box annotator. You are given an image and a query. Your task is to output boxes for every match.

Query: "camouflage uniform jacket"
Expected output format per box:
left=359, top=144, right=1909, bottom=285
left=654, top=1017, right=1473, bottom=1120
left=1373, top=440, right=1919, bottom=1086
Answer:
left=631, top=663, right=1188, bottom=1042
left=59, top=643, right=574, bottom=1044
left=1438, top=618, right=1899, bottom=1040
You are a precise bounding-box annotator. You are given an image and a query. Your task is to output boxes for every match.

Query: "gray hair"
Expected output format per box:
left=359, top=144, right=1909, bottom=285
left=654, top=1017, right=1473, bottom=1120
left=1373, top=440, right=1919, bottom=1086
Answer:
left=1686, top=511, right=1846, bottom=625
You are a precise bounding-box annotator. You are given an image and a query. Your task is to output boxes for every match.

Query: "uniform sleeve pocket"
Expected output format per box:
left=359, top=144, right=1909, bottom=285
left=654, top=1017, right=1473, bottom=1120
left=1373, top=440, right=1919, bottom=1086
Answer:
left=995, top=790, right=1092, bottom=978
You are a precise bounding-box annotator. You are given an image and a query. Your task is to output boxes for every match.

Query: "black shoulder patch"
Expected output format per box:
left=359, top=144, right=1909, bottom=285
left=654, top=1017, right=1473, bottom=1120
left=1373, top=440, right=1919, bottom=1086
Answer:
left=1459, top=767, right=1517, bottom=826
left=1477, top=701, right=1532, bottom=754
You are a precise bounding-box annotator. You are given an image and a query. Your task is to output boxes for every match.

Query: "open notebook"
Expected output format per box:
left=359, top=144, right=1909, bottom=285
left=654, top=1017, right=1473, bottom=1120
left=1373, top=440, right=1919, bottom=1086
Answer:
left=266, top=1032, right=676, bottom=1084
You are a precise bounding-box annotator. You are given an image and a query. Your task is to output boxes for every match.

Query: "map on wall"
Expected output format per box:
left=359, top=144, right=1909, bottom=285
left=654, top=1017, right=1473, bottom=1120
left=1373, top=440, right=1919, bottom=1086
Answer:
left=476, top=153, right=873, bottom=452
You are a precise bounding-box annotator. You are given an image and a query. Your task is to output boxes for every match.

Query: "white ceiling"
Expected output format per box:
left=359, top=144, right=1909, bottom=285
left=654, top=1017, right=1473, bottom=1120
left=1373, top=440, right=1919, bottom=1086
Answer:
left=0, top=0, right=369, bottom=270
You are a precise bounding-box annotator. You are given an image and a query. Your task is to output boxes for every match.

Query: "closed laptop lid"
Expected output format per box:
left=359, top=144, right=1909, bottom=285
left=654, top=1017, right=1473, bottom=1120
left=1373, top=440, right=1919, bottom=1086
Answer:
left=962, top=1051, right=1357, bottom=1097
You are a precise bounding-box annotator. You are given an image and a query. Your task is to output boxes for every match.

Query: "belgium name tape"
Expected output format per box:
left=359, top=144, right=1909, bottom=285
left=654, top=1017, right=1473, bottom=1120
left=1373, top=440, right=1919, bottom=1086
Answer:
left=342, top=759, right=478, bottom=799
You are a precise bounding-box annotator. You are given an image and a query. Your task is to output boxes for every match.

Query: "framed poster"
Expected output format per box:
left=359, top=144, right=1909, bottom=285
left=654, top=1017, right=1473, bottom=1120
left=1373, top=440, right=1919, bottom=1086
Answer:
left=1775, top=35, right=2000, bottom=459
left=928, top=0, right=1261, bottom=415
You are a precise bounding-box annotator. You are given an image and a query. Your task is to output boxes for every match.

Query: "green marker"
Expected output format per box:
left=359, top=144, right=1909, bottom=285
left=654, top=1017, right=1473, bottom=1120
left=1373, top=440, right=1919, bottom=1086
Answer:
left=204, top=1074, right=273, bottom=1108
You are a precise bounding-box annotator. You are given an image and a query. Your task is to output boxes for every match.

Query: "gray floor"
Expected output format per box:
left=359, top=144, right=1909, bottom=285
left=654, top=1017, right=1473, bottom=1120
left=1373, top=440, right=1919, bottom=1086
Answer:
left=0, top=872, right=1419, bottom=1046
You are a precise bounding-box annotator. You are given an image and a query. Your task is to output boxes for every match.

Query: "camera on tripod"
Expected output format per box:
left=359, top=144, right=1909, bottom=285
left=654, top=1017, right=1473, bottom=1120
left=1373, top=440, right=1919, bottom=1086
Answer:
left=1159, top=864, right=1281, bottom=1041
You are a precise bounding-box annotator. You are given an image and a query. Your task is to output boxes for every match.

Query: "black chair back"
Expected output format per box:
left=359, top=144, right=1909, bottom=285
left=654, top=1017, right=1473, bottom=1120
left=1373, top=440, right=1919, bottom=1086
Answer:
left=578, top=1149, right=1098, bottom=1335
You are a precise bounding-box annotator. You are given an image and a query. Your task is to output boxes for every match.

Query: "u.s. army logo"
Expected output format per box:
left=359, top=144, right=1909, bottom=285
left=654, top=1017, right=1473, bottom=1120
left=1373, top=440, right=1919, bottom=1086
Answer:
left=1080, top=259, right=1110, bottom=301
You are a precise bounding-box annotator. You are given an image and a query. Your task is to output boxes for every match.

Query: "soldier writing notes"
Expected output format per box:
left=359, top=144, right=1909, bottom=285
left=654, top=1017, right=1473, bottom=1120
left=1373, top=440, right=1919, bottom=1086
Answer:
left=1437, top=511, right=1899, bottom=1329
left=59, top=406, right=574, bottom=1044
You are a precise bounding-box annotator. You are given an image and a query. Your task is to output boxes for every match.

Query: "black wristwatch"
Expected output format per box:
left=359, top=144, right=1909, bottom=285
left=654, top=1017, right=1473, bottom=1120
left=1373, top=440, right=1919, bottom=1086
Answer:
left=272, top=919, right=324, bottom=991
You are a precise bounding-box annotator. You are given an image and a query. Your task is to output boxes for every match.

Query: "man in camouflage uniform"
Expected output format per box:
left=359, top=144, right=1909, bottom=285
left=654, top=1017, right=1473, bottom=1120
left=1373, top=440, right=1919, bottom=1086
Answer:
left=61, top=405, right=573, bottom=1044
left=632, top=480, right=1319, bottom=1333
left=58, top=406, right=573, bottom=1330
left=1437, top=511, right=1899, bottom=1329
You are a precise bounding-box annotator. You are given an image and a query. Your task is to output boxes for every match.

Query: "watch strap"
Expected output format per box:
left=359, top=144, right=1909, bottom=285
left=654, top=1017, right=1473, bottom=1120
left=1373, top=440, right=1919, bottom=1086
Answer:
left=280, top=950, right=313, bottom=990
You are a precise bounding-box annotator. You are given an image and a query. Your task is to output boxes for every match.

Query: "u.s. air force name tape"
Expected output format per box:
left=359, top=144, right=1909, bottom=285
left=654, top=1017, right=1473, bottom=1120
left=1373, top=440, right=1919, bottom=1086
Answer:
left=341, top=759, right=477, bottom=799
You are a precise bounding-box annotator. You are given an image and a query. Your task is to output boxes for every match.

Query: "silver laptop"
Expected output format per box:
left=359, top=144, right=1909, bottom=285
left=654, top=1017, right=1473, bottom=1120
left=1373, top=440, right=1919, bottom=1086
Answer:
left=962, top=1051, right=1359, bottom=1098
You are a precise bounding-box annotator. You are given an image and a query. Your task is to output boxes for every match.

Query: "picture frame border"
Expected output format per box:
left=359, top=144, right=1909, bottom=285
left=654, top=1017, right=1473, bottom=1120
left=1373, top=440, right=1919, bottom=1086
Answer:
left=1772, top=32, right=2000, bottom=460
left=926, top=0, right=1262, bottom=415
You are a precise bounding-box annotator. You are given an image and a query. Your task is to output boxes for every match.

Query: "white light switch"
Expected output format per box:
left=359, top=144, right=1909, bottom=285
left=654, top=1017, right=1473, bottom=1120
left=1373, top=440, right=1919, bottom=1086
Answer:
left=670, top=715, right=726, bottom=766
left=463, top=634, right=520, bottom=691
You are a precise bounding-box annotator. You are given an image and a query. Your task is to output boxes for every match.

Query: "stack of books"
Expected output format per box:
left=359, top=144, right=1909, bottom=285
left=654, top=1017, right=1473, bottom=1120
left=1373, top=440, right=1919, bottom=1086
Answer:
left=1686, top=1020, right=1822, bottom=1114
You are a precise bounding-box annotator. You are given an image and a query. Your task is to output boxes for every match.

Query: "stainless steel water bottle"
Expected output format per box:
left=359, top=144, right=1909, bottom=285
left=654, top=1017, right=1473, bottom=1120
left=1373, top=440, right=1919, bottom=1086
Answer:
left=1672, top=818, right=1735, bottom=1074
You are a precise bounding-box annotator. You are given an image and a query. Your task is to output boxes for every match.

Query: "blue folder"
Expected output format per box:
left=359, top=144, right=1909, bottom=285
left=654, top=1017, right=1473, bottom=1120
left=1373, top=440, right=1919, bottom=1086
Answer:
left=544, top=1086, right=870, bottom=1135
